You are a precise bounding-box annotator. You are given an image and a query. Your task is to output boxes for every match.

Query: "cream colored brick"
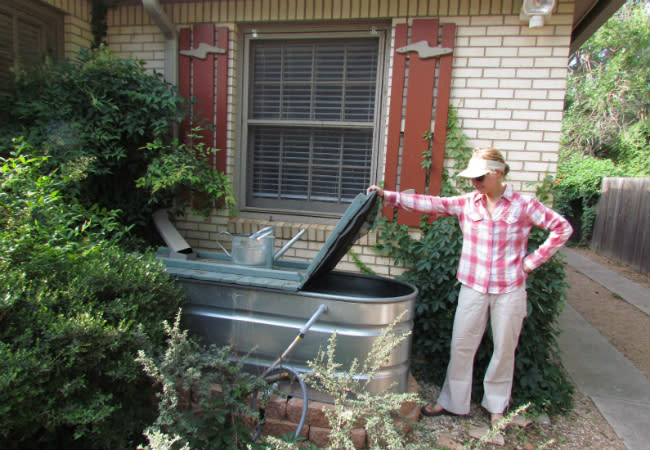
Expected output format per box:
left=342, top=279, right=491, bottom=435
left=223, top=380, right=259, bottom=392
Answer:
left=468, top=36, right=502, bottom=47
left=511, top=131, right=544, bottom=141
left=478, top=129, right=510, bottom=140
left=509, top=171, right=539, bottom=182
left=463, top=119, right=495, bottom=129
left=470, top=16, right=505, bottom=26
left=453, top=88, right=482, bottom=98
left=536, top=36, right=571, bottom=47
left=131, top=51, right=156, bottom=60
left=544, top=132, right=563, bottom=142
left=515, top=68, right=550, bottom=78
left=456, top=25, right=487, bottom=37
left=503, top=36, right=537, bottom=47
left=527, top=141, right=561, bottom=152
left=495, top=120, right=527, bottom=130
left=463, top=98, right=497, bottom=109
left=514, top=89, right=547, bottom=99
left=550, top=68, right=569, bottom=78
left=553, top=47, right=571, bottom=57
left=452, top=68, right=484, bottom=78
left=501, top=57, right=535, bottom=68
left=467, top=78, right=499, bottom=88
left=525, top=161, right=554, bottom=172
left=548, top=90, right=567, bottom=100
left=452, top=57, right=469, bottom=68
left=541, top=152, right=559, bottom=162
left=496, top=99, right=530, bottom=109
left=485, top=47, right=518, bottom=57
left=186, top=230, right=210, bottom=240
left=518, top=46, right=553, bottom=57
left=454, top=47, right=486, bottom=57
left=530, top=100, right=564, bottom=111
left=483, top=68, right=516, bottom=78
left=533, top=79, right=567, bottom=90
left=479, top=109, right=511, bottom=119
left=508, top=151, right=541, bottom=161
left=494, top=140, right=524, bottom=151
left=535, top=57, right=571, bottom=68
left=499, top=78, right=532, bottom=89
left=529, top=121, right=562, bottom=132
left=513, top=110, right=545, bottom=120
left=486, top=25, right=521, bottom=36
left=121, top=42, right=144, bottom=52
left=482, top=89, right=514, bottom=99
left=466, top=57, right=501, bottom=68
left=451, top=78, right=467, bottom=89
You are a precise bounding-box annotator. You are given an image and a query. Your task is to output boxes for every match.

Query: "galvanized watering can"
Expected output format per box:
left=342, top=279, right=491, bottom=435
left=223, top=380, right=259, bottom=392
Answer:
left=216, top=226, right=306, bottom=267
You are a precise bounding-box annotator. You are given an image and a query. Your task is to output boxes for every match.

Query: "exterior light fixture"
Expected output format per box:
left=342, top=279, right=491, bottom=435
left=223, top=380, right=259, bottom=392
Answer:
left=520, top=0, right=556, bottom=28
left=251, top=29, right=258, bottom=38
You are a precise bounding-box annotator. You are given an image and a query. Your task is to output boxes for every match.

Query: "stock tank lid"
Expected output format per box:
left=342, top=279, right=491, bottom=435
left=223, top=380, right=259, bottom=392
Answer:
left=156, top=191, right=380, bottom=291
left=301, top=190, right=379, bottom=288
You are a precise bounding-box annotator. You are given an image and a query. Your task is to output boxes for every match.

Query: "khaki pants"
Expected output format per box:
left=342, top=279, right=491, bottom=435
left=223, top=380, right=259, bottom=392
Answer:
left=437, top=284, right=527, bottom=415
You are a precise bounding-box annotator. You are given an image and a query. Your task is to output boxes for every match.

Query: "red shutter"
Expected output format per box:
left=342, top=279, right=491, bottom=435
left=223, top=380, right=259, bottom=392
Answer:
left=383, top=20, right=456, bottom=226
left=178, top=24, right=230, bottom=207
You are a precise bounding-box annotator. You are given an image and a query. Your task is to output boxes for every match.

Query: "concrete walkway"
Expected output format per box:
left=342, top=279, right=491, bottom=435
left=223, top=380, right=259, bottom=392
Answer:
left=558, top=248, right=650, bottom=450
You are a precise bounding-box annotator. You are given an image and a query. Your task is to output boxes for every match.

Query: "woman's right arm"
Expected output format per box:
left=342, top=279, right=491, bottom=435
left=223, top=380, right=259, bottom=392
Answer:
left=367, top=185, right=464, bottom=217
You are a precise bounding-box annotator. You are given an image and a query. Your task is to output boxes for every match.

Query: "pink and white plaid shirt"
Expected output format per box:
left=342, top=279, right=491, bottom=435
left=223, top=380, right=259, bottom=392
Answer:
left=383, top=185, right=573, bottom=294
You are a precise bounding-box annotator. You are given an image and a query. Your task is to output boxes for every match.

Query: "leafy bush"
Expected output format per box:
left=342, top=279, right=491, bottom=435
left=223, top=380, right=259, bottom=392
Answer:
left=371, top=113, right=574, bottom=414
left=0, top=144, right=184, bottom=448
left=0, top=47, right=232, bottom=241
left=552, top=153, right=624, bottom=244
left=137, top=311, right=267, bottom=450
left=305, top=312, right=420, bottom=450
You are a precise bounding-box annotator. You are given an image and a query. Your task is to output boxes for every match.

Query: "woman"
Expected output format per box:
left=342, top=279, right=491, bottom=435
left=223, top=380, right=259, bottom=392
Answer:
left=367, top=147, right=572, bottom=425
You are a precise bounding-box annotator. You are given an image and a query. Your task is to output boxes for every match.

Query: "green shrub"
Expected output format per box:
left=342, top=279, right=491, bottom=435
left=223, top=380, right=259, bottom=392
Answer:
left=137, top=311, right=268, bottom=450
left=0, top=144, right=184, bottom=448
left=552, top=153, right=624, bottom=244
left=305, top=313, right=421, bottom=450
left=0, top=47, right=232, bottom=241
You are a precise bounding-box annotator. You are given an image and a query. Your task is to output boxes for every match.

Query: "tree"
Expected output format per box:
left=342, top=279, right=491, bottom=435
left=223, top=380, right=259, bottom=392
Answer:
left=562, top=0, right=650, bottom=176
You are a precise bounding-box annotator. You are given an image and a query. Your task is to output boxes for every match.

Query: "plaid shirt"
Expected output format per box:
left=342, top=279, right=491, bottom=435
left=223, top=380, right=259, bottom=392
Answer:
left=383, top=185, right=573, bottom=294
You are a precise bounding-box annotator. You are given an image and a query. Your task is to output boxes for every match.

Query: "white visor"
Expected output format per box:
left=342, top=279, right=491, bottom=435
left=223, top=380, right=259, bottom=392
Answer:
left=457, top=158, right=506, bottom=178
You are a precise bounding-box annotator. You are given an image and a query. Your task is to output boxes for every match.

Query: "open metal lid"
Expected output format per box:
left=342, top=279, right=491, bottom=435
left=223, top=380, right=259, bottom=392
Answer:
left=156, top=191, right=380, bottom=291
left=301, top=190, right=379, bottom=288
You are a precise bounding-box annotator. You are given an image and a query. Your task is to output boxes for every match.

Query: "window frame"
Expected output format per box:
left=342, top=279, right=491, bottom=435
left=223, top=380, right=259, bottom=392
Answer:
left=236, top=25, right=390, bottom=219
left=0, top=0, right=64, bottom=95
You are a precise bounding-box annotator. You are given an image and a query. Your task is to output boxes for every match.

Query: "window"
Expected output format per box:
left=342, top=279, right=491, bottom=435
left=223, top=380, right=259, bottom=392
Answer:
left=0, top=0, right=63, bottom=95
left=242, top=32, right=385, bottom=216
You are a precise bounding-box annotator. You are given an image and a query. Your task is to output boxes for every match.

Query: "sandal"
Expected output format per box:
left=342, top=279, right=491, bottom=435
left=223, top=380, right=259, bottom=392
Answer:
left=421, top=404, right=450, bottom=417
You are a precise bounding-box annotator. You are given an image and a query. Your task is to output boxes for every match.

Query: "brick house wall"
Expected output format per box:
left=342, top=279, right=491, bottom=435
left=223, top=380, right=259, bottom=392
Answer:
left=39, top=0, right=575, bottom=278
left=42, top=0, right=93, bottom=56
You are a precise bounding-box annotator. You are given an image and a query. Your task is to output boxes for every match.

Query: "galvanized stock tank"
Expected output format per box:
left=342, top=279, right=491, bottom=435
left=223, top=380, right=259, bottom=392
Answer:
left=156, top=192, right=417, bottom=401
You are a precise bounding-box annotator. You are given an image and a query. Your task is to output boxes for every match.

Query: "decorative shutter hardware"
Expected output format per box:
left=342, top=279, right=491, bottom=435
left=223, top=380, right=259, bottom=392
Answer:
left=396, top=41, right=453, bottom=59
left=180, top=42, right=226, bottom=59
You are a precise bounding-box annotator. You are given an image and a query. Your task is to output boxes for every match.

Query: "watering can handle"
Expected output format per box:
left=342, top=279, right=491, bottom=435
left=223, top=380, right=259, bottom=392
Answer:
left=250, top=225, right=274, bottom=240
left=215, top=231, right=233, bottom=257
left=273, top=229, right=306, bottom=261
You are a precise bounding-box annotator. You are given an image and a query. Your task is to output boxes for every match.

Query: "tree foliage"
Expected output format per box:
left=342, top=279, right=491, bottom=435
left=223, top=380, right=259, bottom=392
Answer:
left=0, top=141, right=184, bottom=449
left=562, top=0, right=650, bottom=174
left=0, top=47, right=233, bottom=243
left=555, top=1, right=649, bottom=244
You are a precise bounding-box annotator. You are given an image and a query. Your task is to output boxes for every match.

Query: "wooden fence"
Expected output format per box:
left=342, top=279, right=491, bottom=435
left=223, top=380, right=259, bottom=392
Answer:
left=591, top=177, right=650, bottom=276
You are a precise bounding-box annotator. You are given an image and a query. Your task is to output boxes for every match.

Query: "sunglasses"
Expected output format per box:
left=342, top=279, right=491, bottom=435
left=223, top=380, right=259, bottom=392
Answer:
left=472, top=175, right=486, bottom=182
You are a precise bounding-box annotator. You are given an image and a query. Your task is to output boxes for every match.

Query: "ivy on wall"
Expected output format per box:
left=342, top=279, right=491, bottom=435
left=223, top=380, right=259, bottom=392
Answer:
left=91, top=0, right=109, bottom=48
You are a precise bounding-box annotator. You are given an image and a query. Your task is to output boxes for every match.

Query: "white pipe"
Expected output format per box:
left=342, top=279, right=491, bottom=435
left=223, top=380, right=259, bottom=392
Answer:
left=142, top=0, right=178, bottom=86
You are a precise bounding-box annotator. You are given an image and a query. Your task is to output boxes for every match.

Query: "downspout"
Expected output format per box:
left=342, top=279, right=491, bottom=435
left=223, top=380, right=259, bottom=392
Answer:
left=142, top=0, right=178, bottom=86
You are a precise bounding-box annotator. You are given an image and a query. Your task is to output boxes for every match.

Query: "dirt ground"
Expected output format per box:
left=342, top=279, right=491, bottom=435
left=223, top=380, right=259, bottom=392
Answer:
left=565, top=247, right=650, bottom=379
left=412, top=247, right=649, bottom=449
